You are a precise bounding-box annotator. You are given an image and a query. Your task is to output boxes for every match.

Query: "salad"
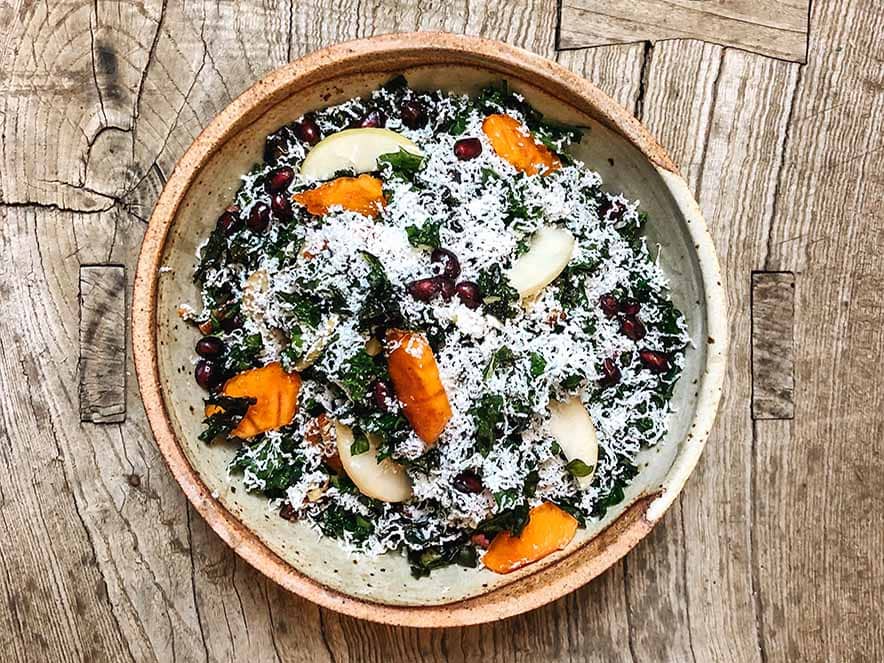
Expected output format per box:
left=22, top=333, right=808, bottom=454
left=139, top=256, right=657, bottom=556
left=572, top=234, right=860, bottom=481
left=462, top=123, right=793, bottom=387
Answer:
left=183, top=77, right=690, bottom=578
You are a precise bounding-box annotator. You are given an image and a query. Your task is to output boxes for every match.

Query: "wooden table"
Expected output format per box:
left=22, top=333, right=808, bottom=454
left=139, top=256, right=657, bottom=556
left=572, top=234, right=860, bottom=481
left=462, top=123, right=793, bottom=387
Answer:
left=1, top=1, right=881, bottom=661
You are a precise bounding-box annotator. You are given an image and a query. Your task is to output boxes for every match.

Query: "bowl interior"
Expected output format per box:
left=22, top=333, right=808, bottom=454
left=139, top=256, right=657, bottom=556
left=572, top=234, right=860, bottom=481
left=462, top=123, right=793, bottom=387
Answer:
left=153, top=62, right=709, bottom=606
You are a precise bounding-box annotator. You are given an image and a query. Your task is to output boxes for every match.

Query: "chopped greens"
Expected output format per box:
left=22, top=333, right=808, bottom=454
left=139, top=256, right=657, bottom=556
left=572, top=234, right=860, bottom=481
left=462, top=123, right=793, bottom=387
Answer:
left=188, top=76, right=690, bottom=581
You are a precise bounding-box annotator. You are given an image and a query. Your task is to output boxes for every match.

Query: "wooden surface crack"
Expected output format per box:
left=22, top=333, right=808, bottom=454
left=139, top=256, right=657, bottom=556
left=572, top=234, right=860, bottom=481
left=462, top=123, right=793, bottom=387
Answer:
left=634, top=40, right=653, bottom=121
left=749, top=420, right=769, bottom=663
left=622, top=559, right=639, bottom=663
left=678, top=497, right=699, bottom=663
left=132, top=0, right=168, bottom=142
left=765, top=67, right=803, bottom=270
left=186, top=507, right=211, bottom=663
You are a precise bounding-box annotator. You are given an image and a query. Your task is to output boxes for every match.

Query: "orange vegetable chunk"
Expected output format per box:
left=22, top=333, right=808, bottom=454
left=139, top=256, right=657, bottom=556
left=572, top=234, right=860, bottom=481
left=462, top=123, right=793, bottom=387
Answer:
left=482, top=114, right=561, bottom=176
left=293, top=174, right=385, bottom=217
left=385, top=329, right=452, bottom=445
left=206, top=362, right=301, bottom=439
left=481, top=502, right=578, bottom=574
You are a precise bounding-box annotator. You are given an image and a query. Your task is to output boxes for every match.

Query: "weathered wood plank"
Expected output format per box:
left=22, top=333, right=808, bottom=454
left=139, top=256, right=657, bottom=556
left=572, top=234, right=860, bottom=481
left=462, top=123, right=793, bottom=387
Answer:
left=2, top=204, right=213, bottom=663
left=557, top=43, right=646, bottom=112
left=754, top=0, right=884, bottom=659
left=559, top=0, right=810, bottom=63
left=79, top=265, right=127, bottom=423
left=290, top=0, right=558, bottom=59
left=635, top=40, right=800, bottom=662
left=751, top=272, right=795, bottom=420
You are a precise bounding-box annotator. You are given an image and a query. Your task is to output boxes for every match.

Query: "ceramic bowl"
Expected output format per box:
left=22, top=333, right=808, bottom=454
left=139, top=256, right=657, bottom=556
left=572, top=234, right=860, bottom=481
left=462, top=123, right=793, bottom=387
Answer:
left=132, top=33, right=727, bottom=627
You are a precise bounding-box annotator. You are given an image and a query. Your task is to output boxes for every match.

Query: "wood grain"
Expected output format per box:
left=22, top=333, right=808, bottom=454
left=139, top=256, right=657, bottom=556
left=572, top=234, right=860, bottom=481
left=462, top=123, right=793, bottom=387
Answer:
left=559, top=0, right=811, bottom=63
left=623, top=40, right=800, bottom=662
left=0, top=0, right=882, bottom=659
left=751, top=272, right=795, bottom=420
left=753, top=0, right=884, bottom=658
left=79, top=265, right=127, bottom=423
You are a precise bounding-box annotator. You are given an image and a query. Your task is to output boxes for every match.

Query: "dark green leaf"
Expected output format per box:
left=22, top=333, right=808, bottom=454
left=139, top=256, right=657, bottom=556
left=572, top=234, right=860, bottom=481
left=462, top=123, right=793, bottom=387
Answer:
left=378, top=148, right=424, bottom=180
left=194, top=230, right=228, bottom=284
left=350, top=435, right=370, bottom=456
left=483, top=345, right=514, bottom=380
left=469, top=393, right=505, bottom=455
left=529, top=352, right=547, bottom=378
left=199, top=394, right=256, bottom=443
left=405, top=220, right=442, bottom=249
left=358, top=251, right=400, bottom=328
left=477, top=504, right=529, bottom=537
left=565, top=458, right=594, bottom=478
left=223, top=333, right=264, bottom=374
left=477, top=265, right=519, bottom=321
left=229, top=438, right=305, bottom=498
left=339, top=349, right=384, bottom=401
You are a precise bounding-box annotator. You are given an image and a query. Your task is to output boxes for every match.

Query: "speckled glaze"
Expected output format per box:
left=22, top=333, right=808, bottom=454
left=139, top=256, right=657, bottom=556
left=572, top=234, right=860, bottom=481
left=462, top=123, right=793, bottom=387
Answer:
left=132, top=33, right=728, bottom=627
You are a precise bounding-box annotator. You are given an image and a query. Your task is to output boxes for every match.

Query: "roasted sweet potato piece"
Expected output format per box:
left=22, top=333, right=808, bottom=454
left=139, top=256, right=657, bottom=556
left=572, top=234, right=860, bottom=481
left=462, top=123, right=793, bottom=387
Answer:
left=385, top=329, right=452, bottom=445
left=293, top=174, right=385, bottom=217
left=481, top=502, right=578, bottom=574
left=205, top=362, right=301, bottom=439
left=482, top=114, right=561, bottom=176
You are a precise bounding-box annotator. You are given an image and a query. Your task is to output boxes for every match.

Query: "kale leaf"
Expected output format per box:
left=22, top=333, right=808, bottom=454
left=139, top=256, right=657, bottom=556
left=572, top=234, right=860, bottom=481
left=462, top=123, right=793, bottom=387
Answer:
left=199, top=394, right=256, bottom=443
left=529, top=352, right=547, bottom=378
left=378, top=148, right=424, bottom=180
left=469, top=393, right=505, bottom=455
left=477, top=265, right=519, bottom=321
left=358, top=251, right=400, bottom=328
left=477, top=504, right=530, bottom=537
left=316, top=503, right=375, bottom=543
left=223, top=333, right=264, bottom=374
left=483, top=345, right=514, bottom=380
left=407, top=542, right=477, bottom=579
left=339, top=349, right=384, bottom=402
left=405, top=220, right=442, bottom=249
left=194, top=230, right=228, bottom=285
left=229, top=437, right=304, bottom=498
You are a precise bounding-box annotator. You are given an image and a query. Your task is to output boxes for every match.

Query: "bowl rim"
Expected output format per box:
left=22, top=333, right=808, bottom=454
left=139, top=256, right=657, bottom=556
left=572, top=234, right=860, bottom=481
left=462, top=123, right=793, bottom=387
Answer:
left=132, top=31, right=728, bottom=627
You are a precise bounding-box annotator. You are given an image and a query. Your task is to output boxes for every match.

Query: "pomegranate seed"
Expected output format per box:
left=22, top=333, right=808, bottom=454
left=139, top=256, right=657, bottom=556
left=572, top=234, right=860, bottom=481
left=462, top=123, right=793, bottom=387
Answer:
left=247, top=202, right=270, bottom=232
left=431, top=248, right=461, bottom=279
left=271, top=192, right=293, bottom=221
left=471, top=532, right=491, bottom=549
left=219, top=314, right=243, bottom=332
left=620, top=298, right=640, bottom=315
left=195, top=360, right=223, bottom=390
left=639, top=349, right=670, bottom=373
left=195, top=336, right=224, bottom=359
left=266, top=166, right=294, bottom=193
left=598, top=357, right=621, bottom=389
left=454, top=137, right=482, bottom=160
left=372, top=380, right=394, bottom=412
left=358, top=109, right=387, bottom=128
left=453, top=470, right=483, bottom=494
left=400, top=100, right=427, bottom=129
left=407, top=277, right=441, bottom=301
left=620, top=316, right=646, bottom=341
left=294, top=118, right=321, bottom=145
left=455, top=281, right=481, bottom=309
left=599, top=294, right=619, bottom=318
left=216, top=206, right=242, bottom=235
left=436, top=277, right=456, bottom=301
left=279, top=503, right=298, bottom=521
left=264, top=128, right=292, bottom=163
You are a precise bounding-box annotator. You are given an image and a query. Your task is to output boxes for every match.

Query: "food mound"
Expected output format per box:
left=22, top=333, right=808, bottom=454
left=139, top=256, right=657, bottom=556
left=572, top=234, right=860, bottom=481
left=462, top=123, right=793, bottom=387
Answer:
left=184, top=77, right=690, bottom=578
